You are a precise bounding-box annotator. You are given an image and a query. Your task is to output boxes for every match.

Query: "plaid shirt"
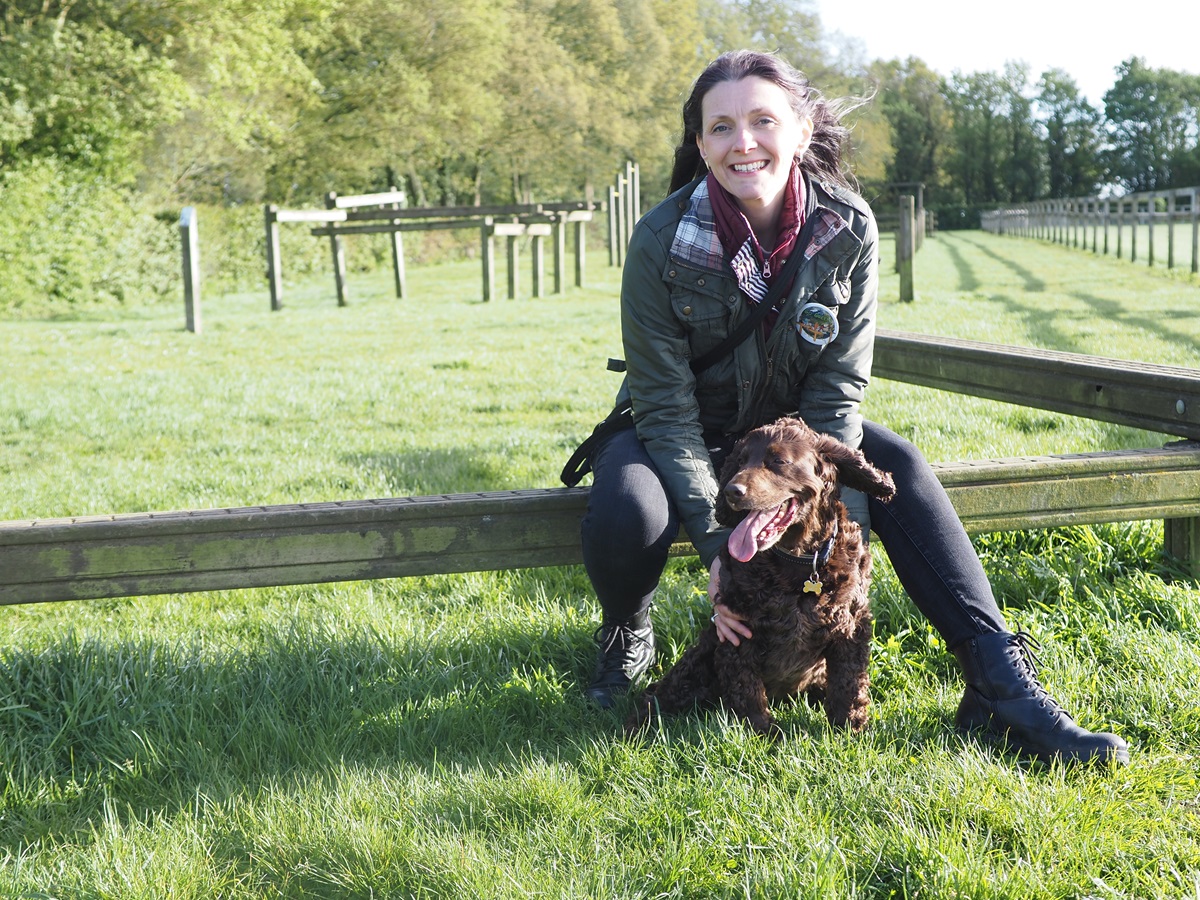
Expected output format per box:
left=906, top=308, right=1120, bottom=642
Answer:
left=669, top=175, right=848, bottom=306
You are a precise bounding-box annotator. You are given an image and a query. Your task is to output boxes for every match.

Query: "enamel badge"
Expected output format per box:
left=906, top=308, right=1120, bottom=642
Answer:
left=796, top=302, right=839, bottom=346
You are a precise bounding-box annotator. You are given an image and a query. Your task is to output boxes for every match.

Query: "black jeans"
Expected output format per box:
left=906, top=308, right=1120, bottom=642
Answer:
left=579, top=420, right=1007, bottom=649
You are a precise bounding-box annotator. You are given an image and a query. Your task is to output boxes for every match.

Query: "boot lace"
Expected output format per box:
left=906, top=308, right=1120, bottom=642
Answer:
left=1008, top=631, right=1068, bottom=717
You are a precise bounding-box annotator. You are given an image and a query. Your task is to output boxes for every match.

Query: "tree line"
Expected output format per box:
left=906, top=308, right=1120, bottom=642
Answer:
left=1, top=0, right=1198, bottom=309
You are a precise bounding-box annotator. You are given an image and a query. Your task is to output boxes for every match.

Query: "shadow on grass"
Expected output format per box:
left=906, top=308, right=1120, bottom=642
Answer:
left=935, top=232, right=981, bottom=293
left=0, top=618, right=622, bottom=853
left=951, top=232, right=1046, bottom=292
left=1068, top=291, right=1200, bottom=355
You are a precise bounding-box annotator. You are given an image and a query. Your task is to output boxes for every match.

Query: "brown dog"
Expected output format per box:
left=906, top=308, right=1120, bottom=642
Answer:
left=625, top=417, right=896, bottom=739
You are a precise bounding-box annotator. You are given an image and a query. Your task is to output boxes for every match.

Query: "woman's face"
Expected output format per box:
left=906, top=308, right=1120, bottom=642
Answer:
left=696, top=76, right=813, bottom=226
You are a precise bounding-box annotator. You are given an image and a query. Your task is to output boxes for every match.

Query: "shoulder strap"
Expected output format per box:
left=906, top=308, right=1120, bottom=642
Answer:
left=687, top=241, right=806, bottom=375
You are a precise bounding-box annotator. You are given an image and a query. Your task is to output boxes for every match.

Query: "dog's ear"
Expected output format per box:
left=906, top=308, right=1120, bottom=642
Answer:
left=814, top=433, right=896, bottom=502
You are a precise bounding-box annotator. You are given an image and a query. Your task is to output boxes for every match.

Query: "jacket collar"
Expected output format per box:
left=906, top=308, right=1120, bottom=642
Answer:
left=669, top=174, right=849, bottom=276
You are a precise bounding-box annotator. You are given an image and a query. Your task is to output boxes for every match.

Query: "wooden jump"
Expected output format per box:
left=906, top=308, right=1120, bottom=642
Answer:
left=265, top=192, right=601, bottom=308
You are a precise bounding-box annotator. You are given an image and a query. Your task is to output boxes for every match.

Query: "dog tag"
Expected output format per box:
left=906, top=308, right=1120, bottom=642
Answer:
left=803, top=577, right=823, bottom=595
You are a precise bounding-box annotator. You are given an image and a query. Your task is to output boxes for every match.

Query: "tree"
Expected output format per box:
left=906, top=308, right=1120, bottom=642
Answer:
left=944, top=71, right=1007, bottom=204
left=1103, top=56, right=1198, bottom=192
left=871, top=57, right=949, bottom=198
left=1036, top=68, right=1104, bottom=198
left=0, top=13, right=186, bottom=183
left=998, top=62, right=1043, bottom=202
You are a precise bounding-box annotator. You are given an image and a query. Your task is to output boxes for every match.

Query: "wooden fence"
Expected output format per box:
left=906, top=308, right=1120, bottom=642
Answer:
left=981, top=185, right=1200, bottom=274
left=2, top=330, right=1198, bottom=605
left=608, top=161, right=641, bottom=267
left=265, top=190, right=600, bottom=308
left=875, top=190, right=936, bottom=304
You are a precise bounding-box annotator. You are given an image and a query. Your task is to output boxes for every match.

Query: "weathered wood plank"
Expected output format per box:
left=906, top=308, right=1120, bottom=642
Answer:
left=273, top=209, right=348, bottom=224
left=2, top=444, right=1197, bottom=606
left=343, top=203, right=544, bottom=222
left=0, top=491, right=592, bottom=605
left=934, top=442, right=1200, bottom=532
left=310, top=219, right=488, bottom=237
left=330, top=190, right=408, bottom=208
left=873, top=330, right=1200, bottom=440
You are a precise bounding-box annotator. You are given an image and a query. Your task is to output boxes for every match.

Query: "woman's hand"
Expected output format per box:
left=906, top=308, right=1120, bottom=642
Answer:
left=707, top=556, right=753, bottom=646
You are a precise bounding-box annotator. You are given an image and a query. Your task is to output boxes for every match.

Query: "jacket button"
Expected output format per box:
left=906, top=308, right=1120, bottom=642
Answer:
left=682, top=306, right=692, bottom=316
left=697, top=277, right=706, bottom=286
left=668, top=269, right=676, bottom=278
left=742, top=381, right=751, bottom=389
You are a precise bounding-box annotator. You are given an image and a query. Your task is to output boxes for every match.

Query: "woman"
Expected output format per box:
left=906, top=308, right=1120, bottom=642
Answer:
left=579, top=49, right=1128, bottom=765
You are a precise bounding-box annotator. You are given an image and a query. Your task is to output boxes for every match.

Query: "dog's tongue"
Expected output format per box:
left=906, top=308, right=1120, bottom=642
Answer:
left=728, top=507, right=782, bottom=563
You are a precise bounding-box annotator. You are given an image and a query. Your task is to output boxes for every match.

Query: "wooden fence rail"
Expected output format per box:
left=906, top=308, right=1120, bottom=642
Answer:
left=265, top=192, right=600, bottom=308
left=981, top=185, right=1200, bottom=274
left=2, top=441, right=1198, bottom=606
left=2, top=331, right=1198, bottom=605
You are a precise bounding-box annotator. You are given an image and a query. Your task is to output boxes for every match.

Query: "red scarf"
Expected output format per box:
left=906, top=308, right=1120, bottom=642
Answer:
left=706, top=159, right=805, bottom=293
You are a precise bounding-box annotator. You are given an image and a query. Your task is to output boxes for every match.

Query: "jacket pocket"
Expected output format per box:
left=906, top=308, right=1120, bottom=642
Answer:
left=668, top=280, right=739, bottom=372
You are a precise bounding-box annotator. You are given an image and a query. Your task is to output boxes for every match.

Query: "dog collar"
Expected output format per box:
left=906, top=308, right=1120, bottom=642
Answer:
left=770, top=522, right=838, bottom=596
left=768, top=520, right=838, bottom=568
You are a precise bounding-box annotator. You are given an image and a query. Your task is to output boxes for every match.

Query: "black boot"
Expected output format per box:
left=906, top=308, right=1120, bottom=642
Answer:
left=586, top=616, right=655, bottom=709
left=952, top=631, right=1129, bottom=765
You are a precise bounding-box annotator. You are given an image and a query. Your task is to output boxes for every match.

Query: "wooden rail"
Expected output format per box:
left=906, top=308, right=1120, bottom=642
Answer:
left=982, top=185, right=1200, bottom=274
left=3, top=334, right=1199, bottom=605
left=265, top=192, right=600, bottom=307
left=873, top=330, right=1200, bottom=440
left=3, top=442, right=1198, bottom=606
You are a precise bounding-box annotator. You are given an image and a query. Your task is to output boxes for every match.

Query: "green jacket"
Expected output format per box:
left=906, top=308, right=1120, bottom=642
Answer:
left=617, top=175, right=880, bottom=567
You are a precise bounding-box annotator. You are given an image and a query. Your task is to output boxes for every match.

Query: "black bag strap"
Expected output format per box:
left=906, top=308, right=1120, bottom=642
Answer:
left=687, top=239, right=807, bottom=375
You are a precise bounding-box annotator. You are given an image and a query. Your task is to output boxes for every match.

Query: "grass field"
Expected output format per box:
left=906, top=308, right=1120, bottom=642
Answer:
left=1, top=230, right=1199, bottom=898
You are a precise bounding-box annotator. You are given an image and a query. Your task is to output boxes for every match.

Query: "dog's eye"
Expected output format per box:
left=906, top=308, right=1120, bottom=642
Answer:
left=767, top=454, right=790, bottom=470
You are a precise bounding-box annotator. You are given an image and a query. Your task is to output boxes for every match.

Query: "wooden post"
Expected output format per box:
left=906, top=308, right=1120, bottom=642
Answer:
left=1167, top=193, right=1176, bottom=270
left=481, top=218, right=495, bottom=302
left=624, top=160, right=636, bottom=248
left=389, top=186, right=406, bottom=299
left=507, top=231, right=519, bottom=300
left=1164, top=516, right=1200, bottom=579
left=575, top=218, right=586, bottom=288
left=531, top=232, right=544, bottom=298
left=553, top=217, right=566, bottom=294
left=1116, top=203, right=1124, bottom=259
left=179, top=206, right=201, bottom=334
left=265, top=204, right=283, bottom=311
left=325, top=192, right=349, bottom=306
left=608, top=186, right=618, bottom=266
left=898, top=195, right=915, bottom=303
left=615, top=176, right=627, bottom=267
left=1146, top=199, right=1153, bottom=263
left=1130, top=202, right=1138, bottom=263
left=1193, top=188, right=1199, bottom=276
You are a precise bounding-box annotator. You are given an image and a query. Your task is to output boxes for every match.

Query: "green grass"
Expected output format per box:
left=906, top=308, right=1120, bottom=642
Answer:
left=1, top=233, right=1199, bottom=898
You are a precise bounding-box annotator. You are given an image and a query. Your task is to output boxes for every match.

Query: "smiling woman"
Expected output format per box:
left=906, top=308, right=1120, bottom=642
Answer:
left=575, top=48, right=1129, bottom=766
left=695, top=77, right=814, bottom=245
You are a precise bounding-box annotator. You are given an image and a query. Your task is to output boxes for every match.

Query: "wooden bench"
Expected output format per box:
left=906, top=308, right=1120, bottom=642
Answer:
left=2, top=442, right=1197, bottom=606
left=3, top=332, right=1198, bottom=605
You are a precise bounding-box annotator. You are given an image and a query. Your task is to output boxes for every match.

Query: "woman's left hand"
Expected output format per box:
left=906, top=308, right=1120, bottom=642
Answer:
left=707, top=557, right=753, bottom=645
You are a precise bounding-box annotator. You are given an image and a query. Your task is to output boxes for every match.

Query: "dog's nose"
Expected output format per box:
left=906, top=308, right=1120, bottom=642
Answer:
left=724, top=482, right=748, bottom=503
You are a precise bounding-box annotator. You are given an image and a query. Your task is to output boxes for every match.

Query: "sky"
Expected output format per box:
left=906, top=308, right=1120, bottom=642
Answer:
left=812, top=0, right=1200, bottom=106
